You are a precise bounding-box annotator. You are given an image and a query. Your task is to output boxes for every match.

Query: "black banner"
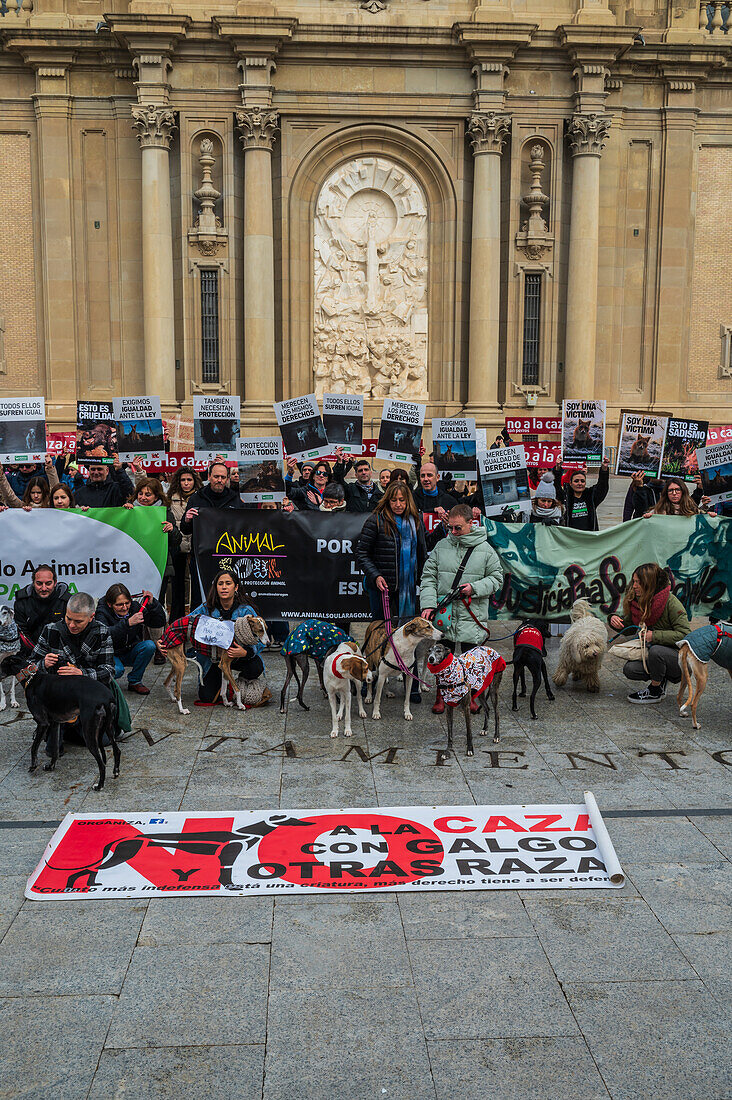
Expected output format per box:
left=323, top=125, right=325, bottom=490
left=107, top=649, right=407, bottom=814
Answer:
left=194, top=511, right=370, bottom=620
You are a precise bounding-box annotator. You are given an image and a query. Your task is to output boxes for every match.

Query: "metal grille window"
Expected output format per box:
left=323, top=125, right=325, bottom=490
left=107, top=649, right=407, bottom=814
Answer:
left=200, top=269, right=220, bottom=384
left=521, top=273, right=542, bottom=387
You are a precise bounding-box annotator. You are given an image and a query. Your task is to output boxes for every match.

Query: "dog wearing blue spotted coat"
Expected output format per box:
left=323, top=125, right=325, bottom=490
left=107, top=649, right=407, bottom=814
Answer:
left=677, top=622, right=732, bottom=729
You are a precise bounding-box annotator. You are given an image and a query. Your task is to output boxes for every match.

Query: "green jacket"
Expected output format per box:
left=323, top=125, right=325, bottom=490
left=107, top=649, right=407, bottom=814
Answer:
left=419, top=526, right=503, bottom=645
left=620, top=592, right=690, bottom=647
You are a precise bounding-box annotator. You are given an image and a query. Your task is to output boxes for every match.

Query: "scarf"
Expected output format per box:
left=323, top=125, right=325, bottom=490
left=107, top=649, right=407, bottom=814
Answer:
left=533, top=503, right=562, bottom=521
left=319, top=500, right=346, bottom=512
left=630, top=584, right=670, bottom=627
left=395, top=514, right=417, bottom=621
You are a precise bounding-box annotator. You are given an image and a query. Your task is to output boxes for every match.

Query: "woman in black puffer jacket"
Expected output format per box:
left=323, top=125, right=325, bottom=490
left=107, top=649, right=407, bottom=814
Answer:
left=355, top=481, right=427, bottom=623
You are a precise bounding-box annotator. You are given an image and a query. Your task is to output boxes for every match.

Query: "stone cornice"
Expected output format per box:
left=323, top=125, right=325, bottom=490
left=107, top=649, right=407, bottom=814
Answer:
left=213, top=16, right=296, bottom=58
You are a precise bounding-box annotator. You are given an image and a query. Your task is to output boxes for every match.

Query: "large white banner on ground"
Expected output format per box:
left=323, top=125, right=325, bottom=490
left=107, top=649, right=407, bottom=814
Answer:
left=26, top=796, right=624, bottom=899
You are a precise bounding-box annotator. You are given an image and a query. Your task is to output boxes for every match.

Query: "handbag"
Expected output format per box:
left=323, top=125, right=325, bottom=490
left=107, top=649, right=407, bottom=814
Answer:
left=433, top=547, right=476, bottom=634
left=609, top=626, right=648, bottom=672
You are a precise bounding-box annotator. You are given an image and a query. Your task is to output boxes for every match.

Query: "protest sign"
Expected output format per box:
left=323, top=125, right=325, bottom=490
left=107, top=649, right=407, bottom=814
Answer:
left=432, top=418, right=477, bottom=478
left=376, top=399, right=425, bottom=463
left=322, top=394, right=363, bottom=455
left=477, top=445, right=531, bottom=519
left=274, top=394, right=329, bottom=461
left=195, top=510, right=370, bottom=621
left=707, top=424, right=732, bottom=446
left=523, top=442, right=561, bottom=469
left=475, top=428, right=487, bottom=451
left=696, top=441, right=732, bottom=505
left=484, top=514, right=731, bottom=622
left=113, top=396, right=165, bottom=461
left=0, top=398, right=46, bottom=463
left=561, top=400, right=606, bottom=465
left=0, top=507, right=167, bottom=603
left=47, top=432, right=77, bottom=455
left=26, top=798, right=624, bottom=899
left=237, top=438, right=285, bottom=503
left=194, top=615, right=236, bottom=650
left=76, top=402, right=116, bottom=464
left=139, top=452, right=210, bottom=478
left=192, top=396, right=240, bottom=461
left=615, top=412, right=667, bottom=477
left=660, top=418, right=709, bottom=481
left=505, top=416, right=562, bottom=436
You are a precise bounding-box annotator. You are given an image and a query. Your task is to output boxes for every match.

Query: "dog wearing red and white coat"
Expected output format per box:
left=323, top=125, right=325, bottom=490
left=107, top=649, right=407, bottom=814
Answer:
left=512, top=620, right=554, bottom=720
left=324, top=642, right=373, bottom=738
left=426, top=641, right=505, bottom=758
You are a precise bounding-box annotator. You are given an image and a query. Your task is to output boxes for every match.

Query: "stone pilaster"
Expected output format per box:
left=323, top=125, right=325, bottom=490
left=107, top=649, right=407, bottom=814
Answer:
left=465, top=112, right=511, bottom=416
left=564, top=112, right=611, bottom=399
left=131, top=104, right=177, bottom=405
left=236, top=107, right=279, bottom=414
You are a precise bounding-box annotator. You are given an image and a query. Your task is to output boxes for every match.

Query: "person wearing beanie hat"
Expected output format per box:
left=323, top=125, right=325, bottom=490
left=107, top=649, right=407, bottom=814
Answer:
left=530, top=473, right=563, bottom=525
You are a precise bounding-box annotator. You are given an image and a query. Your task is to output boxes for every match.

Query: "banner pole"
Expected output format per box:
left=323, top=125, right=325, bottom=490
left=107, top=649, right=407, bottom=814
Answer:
left=584, top=790, right=625, bottom=885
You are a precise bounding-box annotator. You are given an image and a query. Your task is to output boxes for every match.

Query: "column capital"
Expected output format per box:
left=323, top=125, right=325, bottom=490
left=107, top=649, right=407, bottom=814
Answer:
left=131, top=104, right=177, bottom=150
left=236, top=107, right=279, bottom=152
left=467, top=112, right=511, bottom=156
left=566, top=112, right=611, bottom=157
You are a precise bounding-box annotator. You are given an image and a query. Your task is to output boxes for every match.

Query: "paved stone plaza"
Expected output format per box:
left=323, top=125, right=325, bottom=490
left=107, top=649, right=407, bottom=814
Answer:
left=0, top=623, right=730, bottom=1100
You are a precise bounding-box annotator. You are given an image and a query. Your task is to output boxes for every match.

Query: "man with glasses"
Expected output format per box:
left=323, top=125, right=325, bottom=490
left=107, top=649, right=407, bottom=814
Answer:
left=420, top=503, right=503, bottom=714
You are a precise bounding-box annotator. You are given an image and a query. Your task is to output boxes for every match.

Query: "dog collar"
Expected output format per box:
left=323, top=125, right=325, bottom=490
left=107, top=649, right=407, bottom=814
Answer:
left=16, top=663, right=39, bottom=687
left=426, top=653, right=453, bottom=675
left=330, top=654, right=344, bottom=680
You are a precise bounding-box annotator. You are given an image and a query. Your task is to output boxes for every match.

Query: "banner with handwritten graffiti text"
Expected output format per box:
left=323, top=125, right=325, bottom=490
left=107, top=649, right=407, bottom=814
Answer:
left=484, top=515, right=731, bottom=622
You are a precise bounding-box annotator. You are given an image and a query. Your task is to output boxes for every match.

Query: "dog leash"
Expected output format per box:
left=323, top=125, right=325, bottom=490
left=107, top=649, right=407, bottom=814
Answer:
left=380, top=587, right=432, bottom=689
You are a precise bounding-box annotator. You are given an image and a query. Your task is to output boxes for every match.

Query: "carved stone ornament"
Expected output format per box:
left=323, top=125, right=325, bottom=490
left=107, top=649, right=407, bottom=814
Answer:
left=313, top=156, right=428, bottom=400
left=467, top=112, right=512, bottom=156
left=188, top=137, right=228, bottom=257
left=566, top=113, right=611, bottom=157
left=516, top=143, right=554, bottom=263
left=235, top=108, right=279, bottom=152
left=131, top=105, right=177, bottom=150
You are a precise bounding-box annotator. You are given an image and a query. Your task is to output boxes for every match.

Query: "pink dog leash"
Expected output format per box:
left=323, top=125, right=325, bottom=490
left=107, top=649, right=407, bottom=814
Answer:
left=380, top=586, right=432, bottom=689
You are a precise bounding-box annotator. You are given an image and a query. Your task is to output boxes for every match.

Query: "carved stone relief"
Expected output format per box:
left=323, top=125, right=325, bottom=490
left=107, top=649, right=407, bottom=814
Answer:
left=313, top=156, right=428, bottom=399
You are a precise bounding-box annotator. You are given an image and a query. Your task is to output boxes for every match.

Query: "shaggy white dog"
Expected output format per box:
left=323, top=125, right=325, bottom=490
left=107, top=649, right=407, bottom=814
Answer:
left=552, top=599, right=607, bottom=693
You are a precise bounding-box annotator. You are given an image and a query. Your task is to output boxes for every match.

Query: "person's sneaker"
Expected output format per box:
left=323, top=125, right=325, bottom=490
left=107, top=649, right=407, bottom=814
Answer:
left=128, top=683, right=150, bottom=696
left=627, top=686, right=663, bottom=704
left=657, top=677, right=667, bottom=698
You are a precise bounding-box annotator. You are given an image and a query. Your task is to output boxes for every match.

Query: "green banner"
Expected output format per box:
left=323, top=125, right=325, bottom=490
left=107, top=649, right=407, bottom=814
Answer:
left=484, top=515, right=732, bottom=621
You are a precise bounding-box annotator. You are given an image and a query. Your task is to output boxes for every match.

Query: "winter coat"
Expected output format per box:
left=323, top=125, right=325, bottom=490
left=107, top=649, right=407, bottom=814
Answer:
left=355, top=511, right=428, bottom=594
left=284, top=474, right=322, bottom=511
left=180, top=483, right=244, bottom=535
left=0, top=466, right=58, bottom=508
left=5, top=464, right=49, bottom=497
left=554, top=466, right=609, bottom=531
left=74, top=467, right=135, bottom=508
left=96, top=596, right=166, bottom=656
left=616, top=592, right=691, bottom=647
left=169, top=491, right=194, bottom=554
left=14, top=581, right=70, bottom=650
left=419, top=526, right=503, bottom=646
left=332, top=462, right=383, bottom=513
left=412, top=485, right=459, bottom=514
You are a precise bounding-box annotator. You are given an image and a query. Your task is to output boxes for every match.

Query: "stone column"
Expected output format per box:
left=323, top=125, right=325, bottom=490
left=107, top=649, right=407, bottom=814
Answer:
left=564, top=112, right=610, bottom=399
left=131, top=104, right=177, bottom=404
left=465, top=112, right=511, bottom=416
left=236, top=108, right=278, bottom=412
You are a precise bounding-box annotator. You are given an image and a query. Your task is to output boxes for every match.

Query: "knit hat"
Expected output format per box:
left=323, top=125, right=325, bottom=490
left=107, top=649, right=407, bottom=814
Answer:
left=532, top=473, right=558, bottom=502
left=300, top=460, right=316, bottom=473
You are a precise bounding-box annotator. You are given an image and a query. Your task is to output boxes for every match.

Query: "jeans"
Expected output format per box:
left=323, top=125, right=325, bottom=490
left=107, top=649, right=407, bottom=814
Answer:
left=623, top=645, right=681, bottom=685
left=114, top=639, right=156, bottom=685
left=198, top=654, right=265, bottom=703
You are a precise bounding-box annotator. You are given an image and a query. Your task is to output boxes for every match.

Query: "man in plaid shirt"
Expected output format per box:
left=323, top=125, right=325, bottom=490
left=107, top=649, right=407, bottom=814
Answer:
left=32, top=592, right=115, bottom=686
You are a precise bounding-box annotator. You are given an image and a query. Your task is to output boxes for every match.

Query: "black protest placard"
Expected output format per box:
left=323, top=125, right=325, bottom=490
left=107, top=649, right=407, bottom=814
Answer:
left=193, top=395, right=240, bottom=461
left=615, top=412, right=668, bottom=477
left=76, top=401, right=116, bottom=464
left=194, top=510, right=370, bottom=621
left=113, top=396, right=165, bottom=460
left=376, top=399, right=425, bottom=463
left=432, top=417, right=477, bottom=478
left=660, top=418, right=708, bottom=480
left=323, top=394, right=364, bottom=454
left=561, top=400, right=606, bottom=465
left=274, top=394, right=329, bottom=461
left=0, top=398, right=47, bottom=463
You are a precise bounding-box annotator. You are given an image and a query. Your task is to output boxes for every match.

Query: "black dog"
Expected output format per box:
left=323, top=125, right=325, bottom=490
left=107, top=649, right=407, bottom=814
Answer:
left=21, top=666, right=121, bottom=791
left=511, top=620, right=554, bottom=720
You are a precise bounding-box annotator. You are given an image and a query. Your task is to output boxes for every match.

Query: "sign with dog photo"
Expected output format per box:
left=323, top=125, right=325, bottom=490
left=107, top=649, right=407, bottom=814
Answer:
left=615, top=412, right=668, bottom=478
left=237, top=438, right=285, bottom=504
left=274, top=394, right=330, bottom=461
left=376, top=399, right=425, bottom=463
left=113, top=395, right=165, bottom=462
left=26, top=800, right=625, bottom=899
left=0, top=397, right=47, bottom=463
left=477, top=445, right=531, bottom=519
left=432, top=418, right=477, bottom=478
left=76, top=402, right=116, bottom=464
left=697, top=440, right=732, bottom=505
left=192, top=395, right=240, bottom=461
left=561, top=400, right=606, bottom=466
left=322, top=394, right=364, bottom=455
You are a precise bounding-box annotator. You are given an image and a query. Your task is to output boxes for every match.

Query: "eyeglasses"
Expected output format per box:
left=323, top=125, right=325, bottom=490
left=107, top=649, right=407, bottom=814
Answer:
left=314, top=471, right=328, bottom=477
left=448, top=524, right=466, bottom=532
left=667, top=486, right=682, bottom=493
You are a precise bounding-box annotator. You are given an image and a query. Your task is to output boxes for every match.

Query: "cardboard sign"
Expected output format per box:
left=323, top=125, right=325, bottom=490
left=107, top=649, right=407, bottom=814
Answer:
left=193, top=396, right=240, bottom=461
left=274, top=394, right=329, bottom=461
left=113, top=396, right=165, bottom=462
left=660, top=418, right=709, bottom=481
left=376, top=399, right=425, bottom=463
left=561, top=400, right=606, bottom=465
left=696, top=440, right=732, bottom=504
left=238, top=438, right=285, bottom=503
left=76, top=402, right=116, bottom=464
left=432, top=418, right=477, bottom=478
left=615, top=412, right=668, bottom=478
left=193, top=615, right=236, bottom=650
left=477, top=445, right=531, bottom=519
left=25, top=798, right=624, bottom=899
left=0, top=398, right=47, bottom=463
left=322, top=394, right=363, bottom=455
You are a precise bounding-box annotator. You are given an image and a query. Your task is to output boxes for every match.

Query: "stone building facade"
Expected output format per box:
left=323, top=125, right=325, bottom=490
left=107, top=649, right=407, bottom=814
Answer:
left=0, top=0, right=730, bottom=434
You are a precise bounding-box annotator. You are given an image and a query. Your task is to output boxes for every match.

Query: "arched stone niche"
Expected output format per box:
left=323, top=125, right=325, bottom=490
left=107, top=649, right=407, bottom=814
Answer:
left=283, top=125, right=459, bottom=406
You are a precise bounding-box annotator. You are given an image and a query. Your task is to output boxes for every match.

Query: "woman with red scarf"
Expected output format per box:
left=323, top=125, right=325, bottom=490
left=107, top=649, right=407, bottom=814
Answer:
left=609, top=563, right=690, bottom=704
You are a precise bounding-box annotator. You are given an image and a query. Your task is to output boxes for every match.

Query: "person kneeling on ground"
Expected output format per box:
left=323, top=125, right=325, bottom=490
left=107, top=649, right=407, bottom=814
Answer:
left=190, top=569, right=267, bottom=706
left=96, top=584, right=163, bottom=695
left=609, top=562, right=690, bottom=704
